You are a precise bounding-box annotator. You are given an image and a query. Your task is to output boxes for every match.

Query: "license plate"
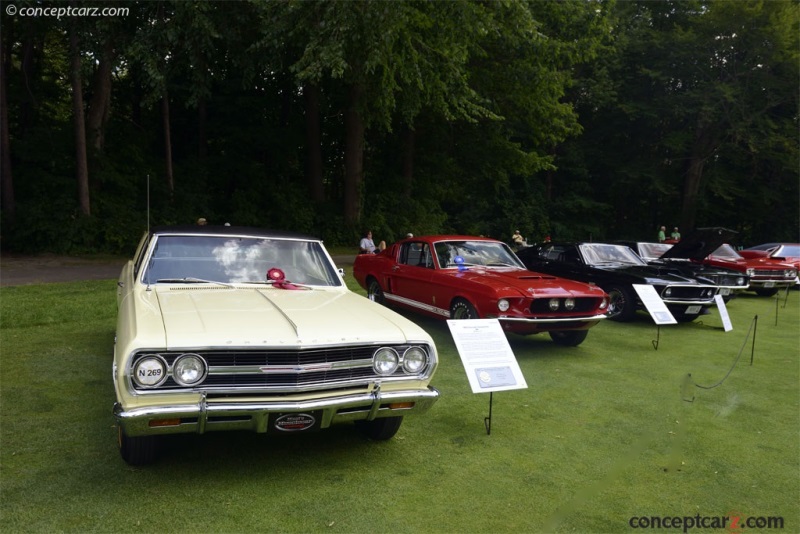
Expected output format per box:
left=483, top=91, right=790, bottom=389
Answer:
left=685, top=306, right=702, bottom=315
left=269, top=411, right=323, bottom=433
left=719, top=288, right=731, bottom=296
left=763, top=282, right=775, bottom=288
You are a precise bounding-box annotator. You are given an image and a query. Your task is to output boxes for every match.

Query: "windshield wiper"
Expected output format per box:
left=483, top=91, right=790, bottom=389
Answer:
left=487, top=261, right=516, bottom=267
left=155, top=277, right=234, bottom=288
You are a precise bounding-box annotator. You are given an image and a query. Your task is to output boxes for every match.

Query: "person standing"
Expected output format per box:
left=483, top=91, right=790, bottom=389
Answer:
left=512, top=230, right=525, bottom=248
left=657, top=226, right=666, bottom=243
left=670, top=227, right=681, bottom=241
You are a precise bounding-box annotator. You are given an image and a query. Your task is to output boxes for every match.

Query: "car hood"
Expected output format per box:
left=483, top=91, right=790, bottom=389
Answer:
left=154, top=286, right=425, bottom=349
left=450, top=268, right=606, bottom=297
left=659, top=227, right=738, bottom=261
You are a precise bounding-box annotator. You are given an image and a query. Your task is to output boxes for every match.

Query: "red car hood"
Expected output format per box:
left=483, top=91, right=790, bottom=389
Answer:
left=449, top=267, right=605, bottom=298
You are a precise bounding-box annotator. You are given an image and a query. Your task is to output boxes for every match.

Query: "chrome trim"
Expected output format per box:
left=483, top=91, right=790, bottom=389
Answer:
left=114, top=386, right=440, bottom=437
left=384, top=293, right=450, bottom=317
left=497, top=314, right=607, bottom=324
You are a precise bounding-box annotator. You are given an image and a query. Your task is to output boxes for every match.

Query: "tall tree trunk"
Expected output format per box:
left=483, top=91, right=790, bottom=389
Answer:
left=304, top=84, right=324, bottom=203
left=86, top=40, right=114, bottom=154
left=69, top=26, right=90, bottom=216
left=401, top=126, right=415, bottom=197
left=343, top=84, right=365, bottom=225
left=197, top=97, right=207, bottom=160
left=0, top=37, right=14, bottom=222
left=680, top=123, right=716, bottom=231
left=161, top=92, right=174, bottom=196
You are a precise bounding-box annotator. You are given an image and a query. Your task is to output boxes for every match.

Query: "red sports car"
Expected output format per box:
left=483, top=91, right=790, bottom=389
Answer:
left=353, top=235, right=609, bottom=346
left=739, top=243, right=800, bottom=284
left=659, top=228, right=797, bottom=297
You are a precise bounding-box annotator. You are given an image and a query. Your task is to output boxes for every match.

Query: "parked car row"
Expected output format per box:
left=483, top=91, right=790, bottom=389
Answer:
left=112, top=225, right=794, bottom=465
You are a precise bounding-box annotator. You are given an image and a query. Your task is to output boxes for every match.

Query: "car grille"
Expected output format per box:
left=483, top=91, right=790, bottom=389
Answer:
left=659, top=285, right=715, bottom=301
left=130, top=345, right=428, bottom=393
left=751, top=269, right=793, bottom=280
left=707, top=273, right=744, bottom=286
left=529, top=297, right=602, bottom=314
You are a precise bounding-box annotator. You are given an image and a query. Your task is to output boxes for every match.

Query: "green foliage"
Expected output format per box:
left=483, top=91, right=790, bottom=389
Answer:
left=1, top=0, right=795, bottom=253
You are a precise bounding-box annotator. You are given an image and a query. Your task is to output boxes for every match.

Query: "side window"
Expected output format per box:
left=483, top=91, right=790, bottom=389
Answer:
left=400, top=242, right=425, bottom=266
left=132, top=233, right=152, bottom=278
left=543, top=246, right=563, bottom=261
left=419, top=244, right=433, bottom=268
left=562, top=247, right=581, bottom=263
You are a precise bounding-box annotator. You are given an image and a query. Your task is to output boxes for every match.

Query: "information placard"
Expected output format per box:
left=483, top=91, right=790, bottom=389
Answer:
left=714, top=294, right=733, bottom=331
left=447, top=319, right=528, bottom=393
left=632, top=284, right=677, bottom=325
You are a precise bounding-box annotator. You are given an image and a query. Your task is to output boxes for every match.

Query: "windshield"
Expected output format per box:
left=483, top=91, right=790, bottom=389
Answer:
left=638, top=242, right=673, bottom=260
left=579, top=244, right=647, bottom=266
left=773, top=245, right=800, bottom=257
left=433, top=240, right=524, bottom=269
left=142, top=235, right=342, bottom=286
left=710, top=244, right=742, bottom=260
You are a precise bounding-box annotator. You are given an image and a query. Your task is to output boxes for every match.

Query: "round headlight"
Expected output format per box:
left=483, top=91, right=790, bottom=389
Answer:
left=746, top=268, right=755, bottom=276
left=564, top=298, right=575, bottom=310
left=373, top=348, right=399, bottom=375
left=497, top=299, right=510, bottom=312
left=132, top=356, right=167, bottom=388
left=548, top=299, right=559, bottom=311
left=787, top=270, right=796, bottom=278
left=737, top=277, right=745, bottom=286
left=599, top=297, right=608, bottom=310
left=402, top=347, right=428, bottom=374
left=173, top=353, right=207, bottom=386
left=664, top=288, right=672, bottom=297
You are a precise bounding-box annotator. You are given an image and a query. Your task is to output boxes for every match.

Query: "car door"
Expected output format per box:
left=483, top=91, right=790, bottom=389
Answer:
left=387, top=241, right=437, bottom=314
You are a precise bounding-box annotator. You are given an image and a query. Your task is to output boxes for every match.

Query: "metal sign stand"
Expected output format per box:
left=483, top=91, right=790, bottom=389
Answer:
left=484, top=392, right=494, bottom=435
left=652, top=325, right=661, bottom=351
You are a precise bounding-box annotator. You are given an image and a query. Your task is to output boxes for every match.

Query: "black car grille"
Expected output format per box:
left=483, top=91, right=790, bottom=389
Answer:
left=529, top=297, right=601, bottom=314
left=130, top=345, right=427, bottom=393
left=707, top=274, right=743, bottom=286
left=660, top=285, right=714, bottom=300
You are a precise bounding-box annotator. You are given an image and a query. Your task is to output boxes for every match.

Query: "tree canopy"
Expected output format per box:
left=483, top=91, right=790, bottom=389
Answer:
left=1, top=0, right=797, bottom=254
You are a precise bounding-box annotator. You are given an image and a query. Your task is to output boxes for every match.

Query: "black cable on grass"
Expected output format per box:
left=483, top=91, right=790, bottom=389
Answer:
left=682, top=315, right=758, bottom=402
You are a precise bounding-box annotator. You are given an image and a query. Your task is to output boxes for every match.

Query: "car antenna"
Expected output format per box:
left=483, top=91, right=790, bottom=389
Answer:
left=146, top=173, right=150, bottom=234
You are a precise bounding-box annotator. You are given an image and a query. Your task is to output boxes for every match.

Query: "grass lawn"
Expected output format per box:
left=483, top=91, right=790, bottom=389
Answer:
left=1, top=275, right=798, bottom=533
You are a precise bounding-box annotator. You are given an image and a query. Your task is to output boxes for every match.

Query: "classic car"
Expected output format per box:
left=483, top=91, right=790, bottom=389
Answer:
left=114, top=226, right=439, bottom=465
left=739, top=243, right=800, bottom=286
left=352, top=235, right=609, bottom=347
left=658, top=228, right=797, bottom=297
left=618, top=240, right=749, bottom=300
left=515, top=242, right=718, bottom=322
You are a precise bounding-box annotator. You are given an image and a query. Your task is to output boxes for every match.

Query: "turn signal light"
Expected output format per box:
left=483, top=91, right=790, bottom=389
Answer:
left=149, top=419, right=181, bottom=427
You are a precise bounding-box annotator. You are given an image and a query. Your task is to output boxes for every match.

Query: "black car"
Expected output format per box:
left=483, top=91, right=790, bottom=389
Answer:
left=516, top=242, right=718, bottom=322
left=617, top=239, right=750, bottom=301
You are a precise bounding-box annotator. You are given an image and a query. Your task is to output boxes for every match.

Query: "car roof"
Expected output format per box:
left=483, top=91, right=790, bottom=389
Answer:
left=148, top=225, right=320, bottom=241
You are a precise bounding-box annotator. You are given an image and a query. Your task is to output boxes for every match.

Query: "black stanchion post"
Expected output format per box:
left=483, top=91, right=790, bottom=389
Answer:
left=775, top=295, right=779, bottom=326
left=750, top=315, right=758, bottom=366
left=652, top=325, right=660, bottom=350
left=484, top=392, right=493, bottom=435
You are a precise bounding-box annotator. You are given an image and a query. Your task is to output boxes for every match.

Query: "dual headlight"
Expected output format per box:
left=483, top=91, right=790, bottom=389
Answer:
left=373, top=346, right=429, bottom=376
left=132, top=354, right=207, bottom=388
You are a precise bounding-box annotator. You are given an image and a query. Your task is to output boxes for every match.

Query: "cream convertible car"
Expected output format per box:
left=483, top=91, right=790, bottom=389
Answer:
left=114, top=226, right=439, bottom=465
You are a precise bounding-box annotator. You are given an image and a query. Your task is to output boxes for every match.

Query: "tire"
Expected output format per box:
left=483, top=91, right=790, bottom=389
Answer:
left=367, top=277, right=385, bottom=304
left=549, top=330, right=589, bottom=347
left=672, top=310, right=701, bottom=323
left=356, top=416, right=403, bottom=440
left=450, top=298, right=478, bottom=320
left=754, top=288, right=779, bottom=297
left=605, top=285, right=637, bottom=322
left=118, top=426, right=159, bottom=466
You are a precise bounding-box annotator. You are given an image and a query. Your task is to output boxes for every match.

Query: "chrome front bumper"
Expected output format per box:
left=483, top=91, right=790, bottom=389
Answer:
left=115, top=386, right=439, bottom=437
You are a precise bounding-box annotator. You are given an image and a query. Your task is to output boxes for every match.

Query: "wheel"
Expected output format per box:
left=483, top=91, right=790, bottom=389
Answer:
left=450, top=298, right=478, bottom=320
left=549, top=330, right=589, bottom=347
left=672, top=310, right=701, bottom=323
left=355, top=416, right=403, bottom=440
left=754, top=288, right=779, bottom=297
left=605, top=285, right=637, bottom=322
left=118, top=426, right=159, bottom=466
left=367, top=277, right=385, bottom=304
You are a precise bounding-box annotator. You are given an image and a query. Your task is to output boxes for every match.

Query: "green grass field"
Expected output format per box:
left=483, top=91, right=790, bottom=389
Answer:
left=1, top=276, right=798, bottom=533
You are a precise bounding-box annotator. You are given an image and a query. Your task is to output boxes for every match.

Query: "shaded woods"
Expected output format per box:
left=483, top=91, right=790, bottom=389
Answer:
left=1, top=0, right=797, bottom=253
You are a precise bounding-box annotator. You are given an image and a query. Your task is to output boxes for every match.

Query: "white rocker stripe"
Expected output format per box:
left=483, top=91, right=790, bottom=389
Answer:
left=384, top=293, right=450, bottom=318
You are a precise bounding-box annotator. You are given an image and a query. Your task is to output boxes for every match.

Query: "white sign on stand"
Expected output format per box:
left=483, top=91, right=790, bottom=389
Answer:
left=447, top=319, right=527, bottom=393
left=714, top=294, right=733, bottom=331
left=632, top=284, right=677, bottom=325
